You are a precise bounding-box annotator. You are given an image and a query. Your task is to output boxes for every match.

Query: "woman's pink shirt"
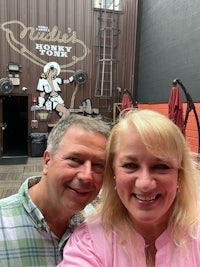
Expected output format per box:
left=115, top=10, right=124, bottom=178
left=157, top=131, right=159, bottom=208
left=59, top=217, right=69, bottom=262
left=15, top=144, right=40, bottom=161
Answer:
left=58, top=219, right=200, bottom=267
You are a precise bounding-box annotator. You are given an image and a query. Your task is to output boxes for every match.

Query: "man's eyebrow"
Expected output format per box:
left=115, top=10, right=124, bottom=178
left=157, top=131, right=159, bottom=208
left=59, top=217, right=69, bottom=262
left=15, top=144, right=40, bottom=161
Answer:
left=67, top=152, right=82, bottom=156
left=67, top=152, right=105, bottom=161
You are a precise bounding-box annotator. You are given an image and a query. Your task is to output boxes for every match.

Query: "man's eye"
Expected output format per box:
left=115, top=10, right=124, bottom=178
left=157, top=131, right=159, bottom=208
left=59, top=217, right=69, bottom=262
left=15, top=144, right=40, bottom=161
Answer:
left=68, top=157, right=75, bottom=161
left=93, top=162, right=103, bottom=167
left=92, top=163, right=105, bottom=173
left=68, top=157, right=80, bottom=164
left=93, top=163, right=105, bottom=169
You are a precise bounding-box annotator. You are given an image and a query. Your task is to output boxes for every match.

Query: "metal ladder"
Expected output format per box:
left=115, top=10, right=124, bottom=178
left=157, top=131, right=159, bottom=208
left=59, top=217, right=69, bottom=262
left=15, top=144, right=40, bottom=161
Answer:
left=95, top=3, right=120, bottom=98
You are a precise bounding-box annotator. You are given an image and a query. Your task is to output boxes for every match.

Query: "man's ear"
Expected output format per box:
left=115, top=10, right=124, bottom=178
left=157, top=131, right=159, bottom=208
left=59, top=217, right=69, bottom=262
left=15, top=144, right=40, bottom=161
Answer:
left=43, top=150, right=51, bottom=175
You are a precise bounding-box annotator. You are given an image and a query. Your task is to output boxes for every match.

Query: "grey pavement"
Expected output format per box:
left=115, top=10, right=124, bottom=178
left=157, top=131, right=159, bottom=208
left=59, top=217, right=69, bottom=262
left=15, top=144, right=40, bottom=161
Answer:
left=0, top=157, right=43, bottom=199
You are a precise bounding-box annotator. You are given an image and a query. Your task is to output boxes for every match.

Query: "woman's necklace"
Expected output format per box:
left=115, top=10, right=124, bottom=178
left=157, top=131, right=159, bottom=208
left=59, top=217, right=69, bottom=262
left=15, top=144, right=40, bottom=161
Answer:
left=144, top=242, right=157, bottom=267
left=145, top=241, right=155, bottom=249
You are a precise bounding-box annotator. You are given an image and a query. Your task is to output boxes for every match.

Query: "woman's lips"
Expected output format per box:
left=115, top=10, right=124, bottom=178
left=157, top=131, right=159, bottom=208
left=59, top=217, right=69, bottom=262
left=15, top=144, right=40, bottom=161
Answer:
left=133, top=194, right=159, bottom=202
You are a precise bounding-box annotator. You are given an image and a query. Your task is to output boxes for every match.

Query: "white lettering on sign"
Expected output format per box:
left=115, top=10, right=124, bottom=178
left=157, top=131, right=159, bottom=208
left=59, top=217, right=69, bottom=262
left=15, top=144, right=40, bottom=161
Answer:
left=35, top=43, right=72, bottom=57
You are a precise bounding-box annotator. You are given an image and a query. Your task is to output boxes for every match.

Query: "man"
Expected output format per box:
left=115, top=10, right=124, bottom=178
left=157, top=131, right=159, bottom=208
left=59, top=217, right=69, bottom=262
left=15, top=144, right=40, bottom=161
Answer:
left=0, top=114, right=110, bottom=266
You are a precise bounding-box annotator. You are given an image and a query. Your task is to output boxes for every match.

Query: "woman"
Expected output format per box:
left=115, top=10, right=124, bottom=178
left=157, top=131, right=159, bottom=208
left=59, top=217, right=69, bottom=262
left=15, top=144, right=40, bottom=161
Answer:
left=58, top=109, right=200, bottom=267
left=37, top=62, right=70, bottom=118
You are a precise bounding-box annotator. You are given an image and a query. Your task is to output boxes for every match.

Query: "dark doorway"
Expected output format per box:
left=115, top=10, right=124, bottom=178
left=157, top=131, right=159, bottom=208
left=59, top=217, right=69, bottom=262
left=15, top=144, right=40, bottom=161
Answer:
left=1, top=95, right=28, bottom=156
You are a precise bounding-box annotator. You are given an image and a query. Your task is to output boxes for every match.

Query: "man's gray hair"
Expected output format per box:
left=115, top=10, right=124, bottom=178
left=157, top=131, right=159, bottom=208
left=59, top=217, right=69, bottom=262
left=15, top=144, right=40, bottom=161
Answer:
left=47, top=114, right=111, bottom=157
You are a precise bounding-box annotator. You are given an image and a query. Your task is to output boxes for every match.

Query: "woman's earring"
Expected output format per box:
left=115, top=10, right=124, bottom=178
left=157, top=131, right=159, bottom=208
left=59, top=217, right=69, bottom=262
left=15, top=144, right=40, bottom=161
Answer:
left=114, top=176, right=116, bottom=190
left=177, top=184, right=180, bottom=193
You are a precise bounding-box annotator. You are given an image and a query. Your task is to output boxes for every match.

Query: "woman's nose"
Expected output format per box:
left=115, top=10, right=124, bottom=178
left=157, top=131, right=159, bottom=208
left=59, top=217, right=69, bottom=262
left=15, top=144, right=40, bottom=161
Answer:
left=135, top=168, right=156, bottom=191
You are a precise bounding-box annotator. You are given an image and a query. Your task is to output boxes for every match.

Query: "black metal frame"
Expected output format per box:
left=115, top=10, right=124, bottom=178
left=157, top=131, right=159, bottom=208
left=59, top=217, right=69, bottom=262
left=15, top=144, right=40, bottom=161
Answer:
left=173, top=78, right=200, bottom=156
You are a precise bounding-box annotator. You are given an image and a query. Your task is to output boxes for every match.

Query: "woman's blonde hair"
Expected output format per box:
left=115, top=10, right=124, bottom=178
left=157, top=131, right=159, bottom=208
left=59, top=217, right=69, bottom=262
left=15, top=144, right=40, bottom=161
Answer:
left=100, top=109, right=200, bottom=246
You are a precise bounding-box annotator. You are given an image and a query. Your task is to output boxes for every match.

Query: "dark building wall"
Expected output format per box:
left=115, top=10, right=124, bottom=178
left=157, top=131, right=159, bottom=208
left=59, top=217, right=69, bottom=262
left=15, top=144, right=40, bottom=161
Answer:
left=136, top=0, right=200, bottom=104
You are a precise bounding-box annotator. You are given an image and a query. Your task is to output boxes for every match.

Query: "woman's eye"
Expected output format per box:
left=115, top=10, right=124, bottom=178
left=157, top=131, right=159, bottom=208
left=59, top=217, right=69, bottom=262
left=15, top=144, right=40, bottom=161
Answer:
left=154, top=164, right=170, bottom=170
left=123, top=163, right=138, bottom=170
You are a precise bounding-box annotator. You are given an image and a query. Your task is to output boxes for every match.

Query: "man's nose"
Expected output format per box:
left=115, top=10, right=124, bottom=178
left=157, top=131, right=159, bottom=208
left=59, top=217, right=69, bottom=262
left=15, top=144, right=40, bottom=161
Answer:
left=77, top=161, right=93, bottom=182
left=135, top=168, right=156, bottom=191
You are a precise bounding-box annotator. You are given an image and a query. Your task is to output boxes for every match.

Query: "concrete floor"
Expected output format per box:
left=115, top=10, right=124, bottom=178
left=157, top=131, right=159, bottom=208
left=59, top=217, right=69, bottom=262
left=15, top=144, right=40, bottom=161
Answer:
left=0, top=157, right=43, bottom=199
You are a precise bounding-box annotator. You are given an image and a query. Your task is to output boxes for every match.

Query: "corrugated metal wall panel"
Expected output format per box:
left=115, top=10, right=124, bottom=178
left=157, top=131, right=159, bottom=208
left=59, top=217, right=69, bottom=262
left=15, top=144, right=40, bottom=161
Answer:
left=0, top=0, right=138, bottom=126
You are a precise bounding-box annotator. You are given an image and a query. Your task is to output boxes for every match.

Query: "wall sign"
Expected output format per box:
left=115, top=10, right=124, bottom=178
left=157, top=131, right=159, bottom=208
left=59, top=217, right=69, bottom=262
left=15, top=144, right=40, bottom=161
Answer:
left=0, top=20, right=90, bottom=72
